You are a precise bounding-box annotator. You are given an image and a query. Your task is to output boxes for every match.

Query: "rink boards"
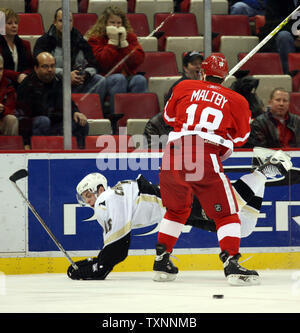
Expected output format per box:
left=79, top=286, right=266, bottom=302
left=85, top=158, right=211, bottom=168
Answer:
left=1, top=150, right=300, bottom=274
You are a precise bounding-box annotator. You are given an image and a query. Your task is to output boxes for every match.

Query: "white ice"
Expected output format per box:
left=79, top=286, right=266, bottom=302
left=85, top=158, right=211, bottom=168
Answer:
left=1, top=269, right=300, bottom=313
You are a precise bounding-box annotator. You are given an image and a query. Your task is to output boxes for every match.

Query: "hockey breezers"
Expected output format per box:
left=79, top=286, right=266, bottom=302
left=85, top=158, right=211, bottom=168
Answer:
left=9, top=169, right=78, bottom=270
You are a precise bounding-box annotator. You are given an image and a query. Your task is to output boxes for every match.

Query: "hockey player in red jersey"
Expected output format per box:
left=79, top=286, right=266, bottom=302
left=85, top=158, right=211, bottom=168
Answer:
left=153, top=54, right=259, bottom=286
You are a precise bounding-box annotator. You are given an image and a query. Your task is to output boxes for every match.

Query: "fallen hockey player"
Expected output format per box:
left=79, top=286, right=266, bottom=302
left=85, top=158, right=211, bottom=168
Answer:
left=67, top=147, right=292, bottom=282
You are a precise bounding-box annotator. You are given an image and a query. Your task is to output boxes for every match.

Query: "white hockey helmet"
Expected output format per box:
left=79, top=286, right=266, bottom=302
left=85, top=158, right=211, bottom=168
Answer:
left=76, top=173, right=108, bottom=205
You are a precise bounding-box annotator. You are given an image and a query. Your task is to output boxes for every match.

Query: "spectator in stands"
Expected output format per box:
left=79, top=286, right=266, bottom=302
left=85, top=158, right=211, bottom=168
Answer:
left=0, top=8, right=33, bottom=88
left=0, top=54, right=18, bottom=136
left=228, top=1, right=266, bottom=16
left=245, top=87, right=300, bottom=148
left=86, top=6, right=147, bottom=114
left=33, top=8, right=107, bottom=109
left=259, top=0, right=300, bottom=75
left=17, top=52, right=89, bottom=149
left=144, top=51, right=203, bottom=148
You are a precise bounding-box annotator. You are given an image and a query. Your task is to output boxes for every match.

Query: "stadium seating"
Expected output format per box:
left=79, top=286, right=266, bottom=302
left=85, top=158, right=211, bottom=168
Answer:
left=127, top=119, right=149, bottom=136
left=85, top=135, right=136, bottom=151
left=127, top=13, right=150, bottom=36
left=238, top=53, right=283, bottom=75
left=0, top=136, right=24, bottom=150
left=135, top=0, right=173, bottom=29
left=30, top=136, right=78, bottom=150
left=153, top=13, right=198, bottom=51
left=72, top=93, right=104, bottom=119
left=288, top=53, right=300, bottom=92
left=72, top=94, right=112, bottom=135
left=189, top=0, right=229, bottom=35
left=114, top=93, right=160, bottom=129
left=290, top=93, right=300, bottom=117
left=18, top=13, right=44, bottom=35
left=137, top=37, right=158, bottom=51
left=37, top=0, right=78, bottom=31
left=254, top=15, right=266, bottom=35
left=1, top=0, right=25, bottom=13
left=219, top=36, right=259, bottom=70
left=148, top=76, right=181, bottom=108
left=165, top=36, right=204, bottom=70
left=88, top=0, right=128, bottom=15
left=253, top=75, right=292, bottom=107
left=136, top=52, right=178, bottom=79
left=212, top=15, right=251, bottom=51
left=73, top=13, right=98, bottom=35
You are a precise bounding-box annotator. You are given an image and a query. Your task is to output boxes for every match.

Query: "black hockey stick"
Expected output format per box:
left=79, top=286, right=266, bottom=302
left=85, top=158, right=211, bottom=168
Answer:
left=9, top=169, right=78, bottom=270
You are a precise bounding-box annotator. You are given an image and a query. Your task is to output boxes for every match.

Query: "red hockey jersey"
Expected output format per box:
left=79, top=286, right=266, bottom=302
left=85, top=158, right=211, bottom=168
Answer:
left=163, top=79, right=251, bottom=159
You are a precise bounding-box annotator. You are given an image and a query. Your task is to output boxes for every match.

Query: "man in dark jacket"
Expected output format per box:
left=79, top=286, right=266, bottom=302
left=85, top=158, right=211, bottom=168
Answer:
left=245, top=87, right=300, bottom=148
left=17, top=52, right=89, bottom=148
left=33, top=8, right=106, bottom=108
left=259, top=0, right=300, bottom=74
left=144, top=51, right=203, bottom=148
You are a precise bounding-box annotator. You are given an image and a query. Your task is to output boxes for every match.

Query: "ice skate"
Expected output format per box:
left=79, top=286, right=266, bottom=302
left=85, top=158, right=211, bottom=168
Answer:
left=153, top=243, right=178, bottom=282
left=219, top=251, right=261, bottom=286
left=252, top=147, right=292, bottom=178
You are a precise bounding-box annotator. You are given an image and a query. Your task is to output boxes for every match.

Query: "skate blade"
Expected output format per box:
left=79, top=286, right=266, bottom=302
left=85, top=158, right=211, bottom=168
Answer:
left=153, top=271, right=177, bottom=282
left=227, top=274, right=261, bottom=286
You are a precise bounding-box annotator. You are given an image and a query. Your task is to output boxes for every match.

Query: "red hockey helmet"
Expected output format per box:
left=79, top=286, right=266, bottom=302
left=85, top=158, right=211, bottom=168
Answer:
left=201, top=55, right=228, bottom=79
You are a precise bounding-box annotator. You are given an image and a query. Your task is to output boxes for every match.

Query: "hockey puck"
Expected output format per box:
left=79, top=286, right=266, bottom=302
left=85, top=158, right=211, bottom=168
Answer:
left=212, top=294, right=224, bottom=299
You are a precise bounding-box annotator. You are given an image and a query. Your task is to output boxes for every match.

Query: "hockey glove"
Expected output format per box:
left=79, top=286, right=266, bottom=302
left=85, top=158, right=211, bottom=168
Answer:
left=67, top=258, right=112, bottom=280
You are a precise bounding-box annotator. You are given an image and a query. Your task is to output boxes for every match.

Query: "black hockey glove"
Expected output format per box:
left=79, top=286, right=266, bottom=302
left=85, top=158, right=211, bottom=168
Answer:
left=67, top=257, right=112, bottom=280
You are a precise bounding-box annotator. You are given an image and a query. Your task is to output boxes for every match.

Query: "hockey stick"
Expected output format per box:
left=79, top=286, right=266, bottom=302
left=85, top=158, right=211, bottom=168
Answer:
left=9, top=169, right=78, bottom=270
left=224, top=5, right=300, bottom=81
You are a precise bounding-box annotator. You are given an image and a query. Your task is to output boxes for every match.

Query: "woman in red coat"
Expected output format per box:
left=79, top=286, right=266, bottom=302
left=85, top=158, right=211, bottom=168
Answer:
left=86, top=6, right=147, bottom=114
left=0, top=8, right=33, bottom=87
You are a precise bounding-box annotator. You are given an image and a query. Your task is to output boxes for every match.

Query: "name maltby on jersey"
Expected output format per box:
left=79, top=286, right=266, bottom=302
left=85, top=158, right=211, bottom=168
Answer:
left=190, top=89, right=228, bottom=109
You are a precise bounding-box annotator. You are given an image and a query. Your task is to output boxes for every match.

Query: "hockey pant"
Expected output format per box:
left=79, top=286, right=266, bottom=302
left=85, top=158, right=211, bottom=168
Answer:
left=158, top=138, right=241, bottom=255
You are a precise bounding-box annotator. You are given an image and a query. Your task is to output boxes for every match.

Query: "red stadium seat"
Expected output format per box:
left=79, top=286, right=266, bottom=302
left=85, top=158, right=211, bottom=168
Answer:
left=31, top=136, right=78, bottom=150
left=79, top=0, right=89, bottom=13
left=73, top=13, right=98, bottom=35
left=180, top=0, right=191, bottom=12
left=114, top=93, right=160, bottom=129
left=238, top=53, right=283, bottom=75
left=288, top=53, right=300, bottom=92
left=254, top=15, right=265, bottom=35
left=136, top=52, right=178, bottom=79
left=126, top=13, right=150, bottom=36
left=18, top=13, right=44, bottom=35
left=0, top=136, right=24, bottom=150
left=29, top=0, right=38, bottom=12
left=72, top=93, right=104, bottom=119
left=85, top=135, right=135, bottom=151
left=127, top=0, right=136, bottom=13
left=212, top=15, right=251, bottom=51
left=154, top=13, right=198, bottom=51
left=290, top=92, right=300, bottom=117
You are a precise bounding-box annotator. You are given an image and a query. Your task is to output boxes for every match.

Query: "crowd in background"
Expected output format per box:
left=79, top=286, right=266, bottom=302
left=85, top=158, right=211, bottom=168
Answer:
left=1, top=0, right=300, bottom=150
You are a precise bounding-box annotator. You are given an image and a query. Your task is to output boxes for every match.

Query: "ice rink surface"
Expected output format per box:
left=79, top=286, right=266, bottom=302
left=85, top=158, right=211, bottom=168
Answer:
left=1, top=269, right=300, bottom=314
